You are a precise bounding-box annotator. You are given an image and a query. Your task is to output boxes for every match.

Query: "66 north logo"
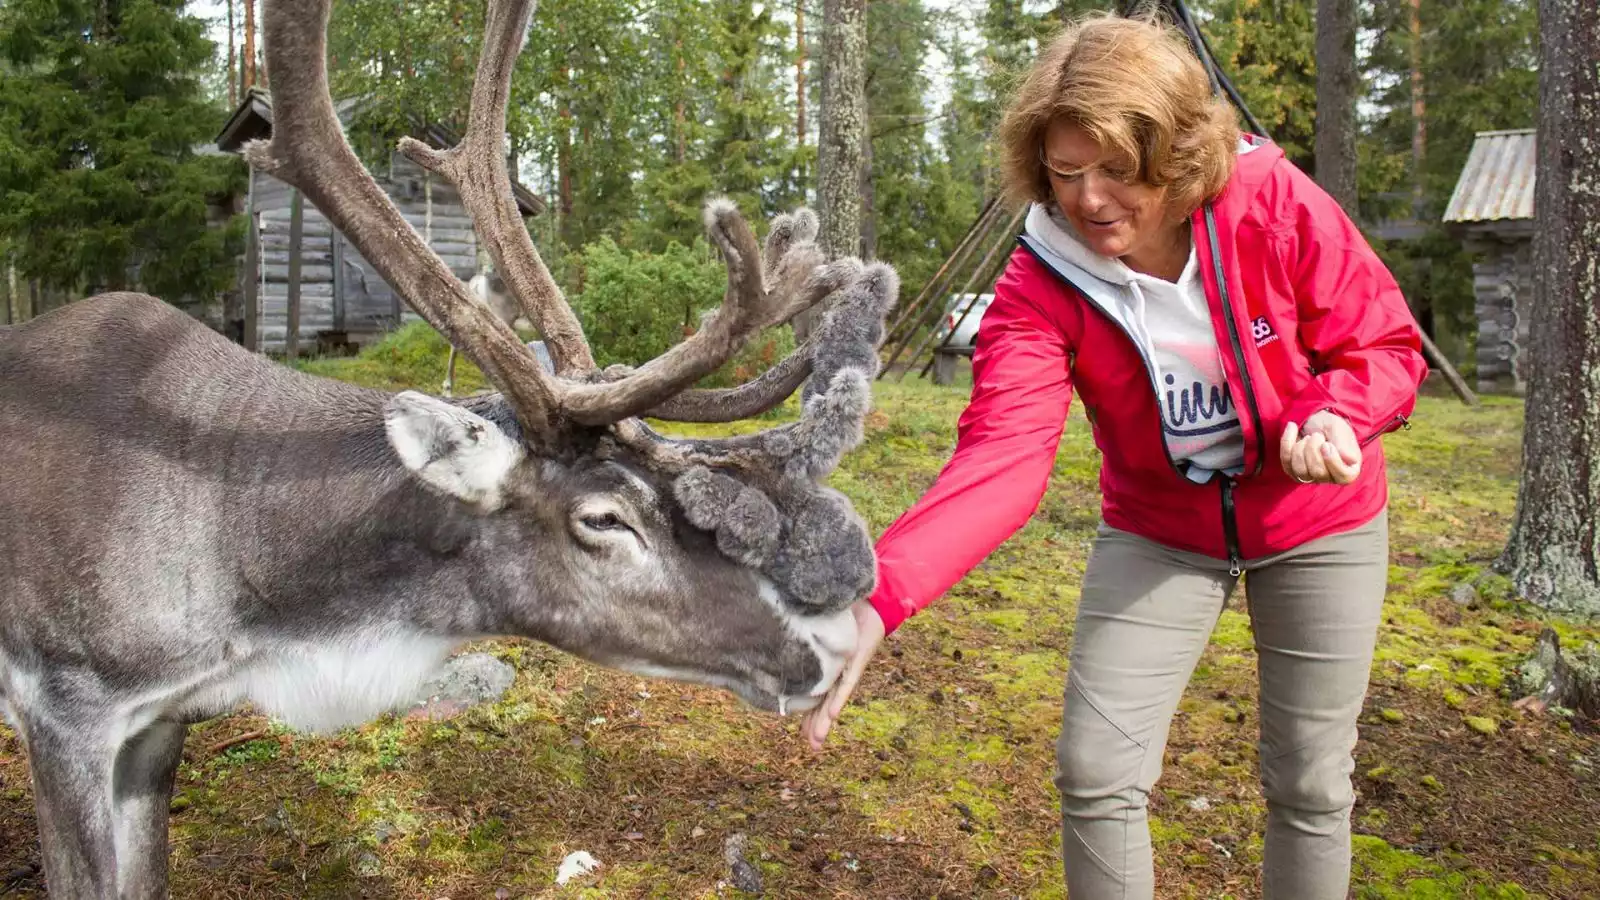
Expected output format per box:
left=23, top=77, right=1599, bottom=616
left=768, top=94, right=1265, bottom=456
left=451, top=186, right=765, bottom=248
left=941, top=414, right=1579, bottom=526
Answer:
left=1251, top=315, right=1279, bottom=347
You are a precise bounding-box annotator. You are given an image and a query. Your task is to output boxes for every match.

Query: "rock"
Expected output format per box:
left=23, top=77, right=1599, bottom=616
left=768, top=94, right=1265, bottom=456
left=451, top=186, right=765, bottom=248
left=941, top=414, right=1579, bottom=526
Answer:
left=1451, top=583, right=1479, bottom=606
left=407, top=653, right=516, bottom=722
left=1187, top=796, right=1213, bottom=812
left=724, top=832, right=763, bottom=895
left=370, top=821, right=397, bottom=845
left=1511, top=628, right=1600, bottom=718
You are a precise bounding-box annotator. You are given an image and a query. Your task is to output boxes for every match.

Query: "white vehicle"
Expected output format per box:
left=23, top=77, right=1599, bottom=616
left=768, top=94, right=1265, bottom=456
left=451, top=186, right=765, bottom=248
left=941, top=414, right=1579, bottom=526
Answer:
left=933, top=292, right=993, bottom=348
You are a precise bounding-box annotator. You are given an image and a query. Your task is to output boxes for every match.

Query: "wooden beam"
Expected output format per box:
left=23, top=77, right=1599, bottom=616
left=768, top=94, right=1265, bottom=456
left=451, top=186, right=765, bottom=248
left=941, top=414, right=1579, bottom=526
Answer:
left=242, top=172, right=260, bottom=351
left=331, top=230, right=347, bottom=332
left=1419, top=328, right=1479, bottom=406
left=285, top=189, right=304, bottom=363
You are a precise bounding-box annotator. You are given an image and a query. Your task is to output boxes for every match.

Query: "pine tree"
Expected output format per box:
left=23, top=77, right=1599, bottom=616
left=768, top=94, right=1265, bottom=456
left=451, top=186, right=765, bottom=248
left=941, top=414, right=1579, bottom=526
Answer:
left=1499, top=0, right=1600, bottom=618
left=0, top=0, right=243, bottom=301
left=1198, top=0, right=1317, bottom=168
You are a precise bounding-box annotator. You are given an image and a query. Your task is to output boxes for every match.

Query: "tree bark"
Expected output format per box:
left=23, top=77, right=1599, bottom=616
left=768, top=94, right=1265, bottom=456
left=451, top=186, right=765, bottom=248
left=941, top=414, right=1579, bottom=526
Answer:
left=227, top=0, right=237, bottom=108
left=241, top=0, right=256, bottom=95
left=1313, top=0, right=1359, bottom=216
left=798, top=0, right=867, bottom=342
left=1499, top=0, right=1600, bottom=619
left=795, top=1, right=808, bottom=147
left=1409, top=0, right=1426, bottom=216
left=286, top=189, right=304, bottom=363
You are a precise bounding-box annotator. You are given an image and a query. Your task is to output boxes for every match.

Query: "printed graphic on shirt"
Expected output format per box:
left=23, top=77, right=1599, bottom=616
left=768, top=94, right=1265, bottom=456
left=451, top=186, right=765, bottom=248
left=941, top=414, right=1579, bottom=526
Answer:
left=1252, top=315, right=1279, bottom=347
left=1155, top=344, right=1243, bottom=464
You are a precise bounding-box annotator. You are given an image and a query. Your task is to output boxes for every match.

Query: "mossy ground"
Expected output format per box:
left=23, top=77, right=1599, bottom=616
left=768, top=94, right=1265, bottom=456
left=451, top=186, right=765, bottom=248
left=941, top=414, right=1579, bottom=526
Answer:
left=2, top=351, right=1598, bottom=898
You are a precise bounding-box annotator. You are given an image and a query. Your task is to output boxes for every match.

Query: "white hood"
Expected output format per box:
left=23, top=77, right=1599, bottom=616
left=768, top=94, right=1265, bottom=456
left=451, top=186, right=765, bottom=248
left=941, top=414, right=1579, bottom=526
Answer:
left=1019, top=199, right=1245, bottom=482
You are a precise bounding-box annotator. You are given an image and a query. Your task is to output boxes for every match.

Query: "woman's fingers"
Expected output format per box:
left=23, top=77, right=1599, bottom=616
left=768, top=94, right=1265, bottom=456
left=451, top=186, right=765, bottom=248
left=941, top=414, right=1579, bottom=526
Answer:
left=1279, top=420, right=1301, bottom=476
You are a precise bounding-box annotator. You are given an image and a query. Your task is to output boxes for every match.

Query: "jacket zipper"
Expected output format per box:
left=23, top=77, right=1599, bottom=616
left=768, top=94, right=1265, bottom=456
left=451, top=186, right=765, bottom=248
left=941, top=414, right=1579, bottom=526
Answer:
left=1220, top=478, right=1243, bottom=576
left=1201, top=205, right=1266, bottom=477
left=1361, top=412, right=1410, bottom=447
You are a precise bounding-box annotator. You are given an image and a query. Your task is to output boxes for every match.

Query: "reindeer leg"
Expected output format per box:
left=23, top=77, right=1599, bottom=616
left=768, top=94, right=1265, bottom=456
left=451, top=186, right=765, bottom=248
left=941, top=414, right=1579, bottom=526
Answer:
left=21, top=713, right=120, bottom=898
left=110, top=718, right=186, bottom=899
left=443, top=345, right=457, bottom=398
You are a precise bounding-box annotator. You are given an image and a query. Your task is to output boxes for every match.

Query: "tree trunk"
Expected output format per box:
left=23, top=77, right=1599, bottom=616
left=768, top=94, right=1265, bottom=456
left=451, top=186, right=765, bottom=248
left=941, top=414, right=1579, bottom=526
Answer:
left=1409, top=0, right=1426, bottom=217
left=1313, top=0, right=1359, bottom=216
left=795, top=1, right=808, bottom=147
left=1499, top=0, right=1600, bottom=619
left=285, top=189, right=304, bottom=363
left=860, top=132, right=876, bottom=261
left=674, top=41, right=688, bottom=164
left=242, top=0, right=256, bottom=94
left=798, top=0, right=867, bottom=342
left=227, top=0, right=237, bottom=108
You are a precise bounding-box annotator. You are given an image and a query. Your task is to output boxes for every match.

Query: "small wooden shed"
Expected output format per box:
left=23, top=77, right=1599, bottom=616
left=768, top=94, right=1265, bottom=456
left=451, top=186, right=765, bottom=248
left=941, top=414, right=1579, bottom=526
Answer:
left=214, top=88, right=546, bottom=354
left=1442, top=128, right=1536, bottom=396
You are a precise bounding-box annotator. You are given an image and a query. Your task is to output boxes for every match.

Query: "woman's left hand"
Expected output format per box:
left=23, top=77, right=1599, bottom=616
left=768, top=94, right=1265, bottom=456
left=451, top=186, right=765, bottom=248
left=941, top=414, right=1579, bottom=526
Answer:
left=1280, top=411, right=1362, bottom=485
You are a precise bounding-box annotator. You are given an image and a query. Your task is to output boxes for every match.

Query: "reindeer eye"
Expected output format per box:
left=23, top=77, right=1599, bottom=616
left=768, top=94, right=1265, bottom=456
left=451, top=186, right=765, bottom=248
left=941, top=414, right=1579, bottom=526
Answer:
left=582, top=512, right=625, bottom=531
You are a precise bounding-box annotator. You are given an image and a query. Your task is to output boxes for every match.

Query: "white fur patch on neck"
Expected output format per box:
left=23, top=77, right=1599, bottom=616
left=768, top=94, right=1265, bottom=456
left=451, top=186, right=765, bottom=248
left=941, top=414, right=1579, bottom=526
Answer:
left=237, top=629, right=458, bottom=734
left=385, top=391, right=523, bottom=510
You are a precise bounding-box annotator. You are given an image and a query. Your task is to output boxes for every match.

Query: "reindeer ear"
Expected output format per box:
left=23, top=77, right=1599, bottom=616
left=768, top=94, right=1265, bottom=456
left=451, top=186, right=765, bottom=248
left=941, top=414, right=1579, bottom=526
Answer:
left=385, top=391, right=524, bottom=509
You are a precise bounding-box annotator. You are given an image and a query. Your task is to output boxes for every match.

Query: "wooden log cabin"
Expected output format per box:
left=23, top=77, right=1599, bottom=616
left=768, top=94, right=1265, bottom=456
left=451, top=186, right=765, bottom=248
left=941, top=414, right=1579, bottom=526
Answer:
left=214, top=88, right=547, bottom=356
left=1443, top=128, right=1536, bottom=396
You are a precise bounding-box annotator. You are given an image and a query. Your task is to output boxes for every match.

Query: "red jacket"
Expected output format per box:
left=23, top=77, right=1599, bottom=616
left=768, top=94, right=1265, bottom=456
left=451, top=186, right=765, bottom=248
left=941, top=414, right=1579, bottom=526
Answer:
left=869, top=140, right=1428, bottom=635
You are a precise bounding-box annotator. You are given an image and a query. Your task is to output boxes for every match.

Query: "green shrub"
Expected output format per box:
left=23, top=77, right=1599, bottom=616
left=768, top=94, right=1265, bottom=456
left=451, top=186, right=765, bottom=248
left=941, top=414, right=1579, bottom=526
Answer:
left=572, top=237, right=794, bottom=389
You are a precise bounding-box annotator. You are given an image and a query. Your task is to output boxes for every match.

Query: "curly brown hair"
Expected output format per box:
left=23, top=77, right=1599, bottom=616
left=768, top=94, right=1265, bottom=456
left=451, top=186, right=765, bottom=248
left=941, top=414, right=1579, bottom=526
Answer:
left=997, top=11, right=1240, bottom=217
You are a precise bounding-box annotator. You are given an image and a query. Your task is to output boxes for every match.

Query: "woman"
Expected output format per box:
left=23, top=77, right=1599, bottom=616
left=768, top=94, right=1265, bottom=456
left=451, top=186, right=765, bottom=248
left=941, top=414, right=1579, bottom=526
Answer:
left=801, top=12, right=1427, bottom=900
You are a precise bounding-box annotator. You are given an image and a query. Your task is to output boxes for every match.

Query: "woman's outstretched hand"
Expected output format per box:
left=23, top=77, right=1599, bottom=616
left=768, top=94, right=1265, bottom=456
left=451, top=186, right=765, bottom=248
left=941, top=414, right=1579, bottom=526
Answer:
left=800, top=599, right=886, bottom=751
left=1280, top=410, right=1362, bottom=485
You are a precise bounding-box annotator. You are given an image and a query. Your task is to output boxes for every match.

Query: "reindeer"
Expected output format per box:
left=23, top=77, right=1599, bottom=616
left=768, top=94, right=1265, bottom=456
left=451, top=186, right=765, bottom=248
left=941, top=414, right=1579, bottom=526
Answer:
left=442, top=270, right=541, bottom=397
left=0, top=0, right=896, bottom=896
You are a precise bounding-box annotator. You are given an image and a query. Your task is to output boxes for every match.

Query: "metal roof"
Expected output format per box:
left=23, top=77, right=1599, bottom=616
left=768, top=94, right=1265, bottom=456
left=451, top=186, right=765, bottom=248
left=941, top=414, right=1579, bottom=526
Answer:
left=1443, top=128, right=1536, bottom=224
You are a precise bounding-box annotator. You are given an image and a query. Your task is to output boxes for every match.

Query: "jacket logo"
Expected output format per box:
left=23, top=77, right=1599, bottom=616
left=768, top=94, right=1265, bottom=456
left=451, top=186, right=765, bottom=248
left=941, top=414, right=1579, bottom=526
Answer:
left=1251, top=315, right=1279, bottom=348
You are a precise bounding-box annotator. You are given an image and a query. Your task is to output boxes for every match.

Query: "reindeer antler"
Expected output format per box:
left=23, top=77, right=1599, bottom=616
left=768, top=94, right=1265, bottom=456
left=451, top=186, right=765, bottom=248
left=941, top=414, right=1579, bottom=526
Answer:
left=247, top=0, right=562, bottom=437
left=250, top=0, right=860, bottom=441
left=396, top=0, right=594, bottom=376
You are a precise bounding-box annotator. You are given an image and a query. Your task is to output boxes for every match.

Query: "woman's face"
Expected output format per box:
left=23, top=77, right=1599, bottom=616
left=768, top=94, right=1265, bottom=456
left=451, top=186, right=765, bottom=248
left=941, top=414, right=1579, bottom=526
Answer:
left=1041, top=119, right=1179, bottom=265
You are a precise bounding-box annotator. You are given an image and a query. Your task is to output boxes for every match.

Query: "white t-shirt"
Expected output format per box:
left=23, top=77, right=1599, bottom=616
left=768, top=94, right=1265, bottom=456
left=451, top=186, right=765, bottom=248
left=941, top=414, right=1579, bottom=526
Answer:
left=1023, top=205, right=1245, bottom=479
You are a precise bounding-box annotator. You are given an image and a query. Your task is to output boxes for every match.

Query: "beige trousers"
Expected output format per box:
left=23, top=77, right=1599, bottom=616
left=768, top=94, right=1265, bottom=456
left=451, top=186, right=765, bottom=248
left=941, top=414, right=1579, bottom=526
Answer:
left=1055, top=511, right=1388, bottom=899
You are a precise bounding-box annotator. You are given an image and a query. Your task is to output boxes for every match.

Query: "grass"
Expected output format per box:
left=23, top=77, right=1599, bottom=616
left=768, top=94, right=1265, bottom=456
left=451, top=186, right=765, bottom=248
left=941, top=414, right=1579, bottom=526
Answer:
left=2, top=351, right=1598, bottom=898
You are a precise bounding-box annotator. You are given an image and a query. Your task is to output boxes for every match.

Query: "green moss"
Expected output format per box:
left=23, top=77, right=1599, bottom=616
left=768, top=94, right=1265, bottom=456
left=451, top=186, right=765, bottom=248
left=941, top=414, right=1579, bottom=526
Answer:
left=1380, top=708, right=1406, bottom=723
left=1351, top=834, right=1530, bottom=898
left=1211, top=610, right=1254, bottom=649
left=1149, top=816, right=1193, bottom=847
left=1465, top=716, right=1499, bottom=735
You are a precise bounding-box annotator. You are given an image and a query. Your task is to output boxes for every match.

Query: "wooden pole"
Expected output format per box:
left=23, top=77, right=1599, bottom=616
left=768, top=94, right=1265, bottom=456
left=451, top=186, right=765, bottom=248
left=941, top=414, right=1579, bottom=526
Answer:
left=883, top=196, right=1000, bottom=345
left=896, top=207, right=1025, bottom=381
left=242, top=173, right=260, bottom=352
left=883, top=199, right=1004, bottom=374
left=914, top=207, right=1028, bottom=379
left=331, top=231, right=347, bottom=333
left=1419, top=328, right=1478, bottom=406
left=285, top=189, right=304, bottom=362
left=3, top=261, right=15, bottom=325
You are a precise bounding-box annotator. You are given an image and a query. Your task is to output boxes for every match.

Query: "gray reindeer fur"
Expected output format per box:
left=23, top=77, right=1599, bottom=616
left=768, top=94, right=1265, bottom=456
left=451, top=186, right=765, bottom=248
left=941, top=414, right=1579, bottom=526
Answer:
left=0, top=1, right=899, bottom=895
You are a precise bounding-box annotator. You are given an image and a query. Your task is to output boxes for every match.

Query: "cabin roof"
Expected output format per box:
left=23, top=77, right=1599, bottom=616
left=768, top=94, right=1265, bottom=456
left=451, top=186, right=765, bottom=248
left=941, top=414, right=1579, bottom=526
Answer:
left=215, top=87, right=547, bottom=218
left=1443, top=128, right=1536, bottom=227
